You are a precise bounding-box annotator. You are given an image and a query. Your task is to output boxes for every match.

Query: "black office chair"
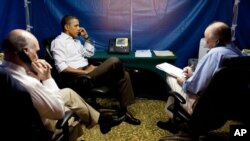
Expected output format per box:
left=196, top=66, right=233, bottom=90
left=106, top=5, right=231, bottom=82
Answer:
left=0, top=67, right=80, bottom=141
left=42, top=37, right=118, bottom=110
left=159, top=56, right=250, bottom=141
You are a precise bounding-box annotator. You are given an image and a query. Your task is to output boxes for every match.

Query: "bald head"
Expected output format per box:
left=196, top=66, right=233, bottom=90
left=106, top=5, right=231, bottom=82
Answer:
left=2, top=29, right=39, bottom=54
left=2, top=29, right=40, bottom=64
left=204, top=22, right=231, bottom=48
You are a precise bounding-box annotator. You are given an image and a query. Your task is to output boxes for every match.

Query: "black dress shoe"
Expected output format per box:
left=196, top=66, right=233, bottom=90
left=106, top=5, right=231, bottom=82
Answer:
left=125, top=112, right=141, bottom=125
left=99, top=114, right=125, bottom=134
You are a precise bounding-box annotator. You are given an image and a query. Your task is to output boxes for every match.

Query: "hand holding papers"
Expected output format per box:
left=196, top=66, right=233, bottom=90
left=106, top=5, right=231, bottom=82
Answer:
left=156, top=62, right=183, bottom=78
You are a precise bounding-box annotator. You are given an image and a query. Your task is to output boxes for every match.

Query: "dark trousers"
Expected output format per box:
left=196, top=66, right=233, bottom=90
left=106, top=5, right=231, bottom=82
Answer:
left=88, top=57, right=135, bottom=109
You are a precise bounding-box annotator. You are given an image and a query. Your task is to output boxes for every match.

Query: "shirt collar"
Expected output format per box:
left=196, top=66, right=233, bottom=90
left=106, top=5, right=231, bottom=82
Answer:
left=60, top=32, right=80, bottom=42
left=60, top=32, right=73, bottom=40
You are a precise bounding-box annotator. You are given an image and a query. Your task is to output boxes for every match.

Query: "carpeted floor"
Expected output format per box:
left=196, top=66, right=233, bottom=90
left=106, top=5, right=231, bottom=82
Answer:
left=76, top=98, right=233, bottom=141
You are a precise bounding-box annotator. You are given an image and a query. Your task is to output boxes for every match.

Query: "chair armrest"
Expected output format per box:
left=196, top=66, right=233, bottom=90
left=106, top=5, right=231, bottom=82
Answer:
left=169, top=91, right=186, bottom=104
left=60, top=72, right=94, bottom=87
left=74, top=74, right=92, bottom=80
left=90, top=85, right=113, bottom=94
left=168, top=91, right=191, bottom=123
left=167, top=104, right=191, bottom=121
left=60, top=72, right=92, bottom=81
left=55, top=111, right=76, bottom=129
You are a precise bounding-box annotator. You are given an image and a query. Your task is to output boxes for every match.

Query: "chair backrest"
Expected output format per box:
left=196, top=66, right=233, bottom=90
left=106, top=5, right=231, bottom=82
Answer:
left=42, top=37, right=66, bottom=88
left=189, top=56, right=250, bottom=135
left=42, top=37, right=56, bottom=64
left=0, top=67, right=50, bottom=141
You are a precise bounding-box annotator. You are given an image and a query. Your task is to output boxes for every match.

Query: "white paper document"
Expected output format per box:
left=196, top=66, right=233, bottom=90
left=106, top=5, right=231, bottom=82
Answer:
left=135, top=49, right=152, bottom=57
left=156, top=62, right=183, bottom=78
left=153, top=50, right=174, bottom=56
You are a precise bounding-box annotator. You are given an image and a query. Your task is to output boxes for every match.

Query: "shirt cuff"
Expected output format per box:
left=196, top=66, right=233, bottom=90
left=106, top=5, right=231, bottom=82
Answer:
left=85, top=42, right=95, bottom=53
left=42, top=78, right=60, bottom=91
left=182, top=80, right=188, bottom=93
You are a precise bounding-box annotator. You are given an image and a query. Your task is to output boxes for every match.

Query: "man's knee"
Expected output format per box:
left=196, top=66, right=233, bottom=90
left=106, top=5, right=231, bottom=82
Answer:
left=108, top=57, right=124, bottom=72
left=108, top=57, right=121, bottom=65
left=60, top=88, right=77, bottom=97
left=124, top=71, right=131, bottom=79
left=61, top=88, right=73, bottom=93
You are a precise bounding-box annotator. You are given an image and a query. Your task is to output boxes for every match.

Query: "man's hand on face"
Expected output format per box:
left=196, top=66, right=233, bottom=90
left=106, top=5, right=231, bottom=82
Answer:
left=79, top=27, right=88, bottom=37
left=31, top=59, right=52, bottom=81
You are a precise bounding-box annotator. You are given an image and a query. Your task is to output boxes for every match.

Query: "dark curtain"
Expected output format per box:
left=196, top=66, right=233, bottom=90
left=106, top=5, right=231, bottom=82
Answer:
left=0, top=0, right=26, bottom=51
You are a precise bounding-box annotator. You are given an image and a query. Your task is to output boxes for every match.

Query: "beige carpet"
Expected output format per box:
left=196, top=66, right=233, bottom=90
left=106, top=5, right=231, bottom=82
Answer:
left=76, top=98, right=233, bottom=141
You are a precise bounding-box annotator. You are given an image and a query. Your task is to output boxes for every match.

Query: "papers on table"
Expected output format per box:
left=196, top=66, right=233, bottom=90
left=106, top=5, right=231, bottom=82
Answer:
left=153, top=50, right=174, bottom=56
left=0, top=53, right=4, bottom=64
left=135, top=50, right=152, bottom=57
left=135, top=50, right=175, bottom=57
left=242, top=49, right=250, bottom=56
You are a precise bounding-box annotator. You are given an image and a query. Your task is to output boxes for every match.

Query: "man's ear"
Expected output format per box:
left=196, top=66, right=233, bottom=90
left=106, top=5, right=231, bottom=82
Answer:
left=23, top=48, right=29, bottom=53
left=64, top=24, right=69, bottom=31
left=16, top=47, right=28, bottom=55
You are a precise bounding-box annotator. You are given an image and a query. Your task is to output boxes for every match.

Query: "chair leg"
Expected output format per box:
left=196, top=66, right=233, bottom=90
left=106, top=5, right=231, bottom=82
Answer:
left=62, top=124, right=70, bottom=141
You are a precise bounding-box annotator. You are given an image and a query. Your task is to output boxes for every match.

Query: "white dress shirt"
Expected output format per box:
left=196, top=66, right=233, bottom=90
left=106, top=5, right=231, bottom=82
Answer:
left=51, top=32, right=95, bottom=73
left=1, top=61, right=65, bottom=130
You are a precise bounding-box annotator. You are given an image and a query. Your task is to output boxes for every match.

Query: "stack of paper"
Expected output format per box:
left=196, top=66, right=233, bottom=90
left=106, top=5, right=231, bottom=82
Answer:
left=156, top=62, right=183, bottom=78
left=242, top=49, right=250, bottom=56
left=0, top=52, right=4, bottom=64
left=135, top=50, right=152, bottom=57
left=153, top=50, right=174, bottom=56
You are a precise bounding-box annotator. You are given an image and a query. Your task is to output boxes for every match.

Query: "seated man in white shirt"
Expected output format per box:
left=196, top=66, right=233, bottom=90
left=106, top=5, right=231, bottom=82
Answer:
left=51, top=15, right=141, bottom=125
left=1, top=29, right=124, bottom=137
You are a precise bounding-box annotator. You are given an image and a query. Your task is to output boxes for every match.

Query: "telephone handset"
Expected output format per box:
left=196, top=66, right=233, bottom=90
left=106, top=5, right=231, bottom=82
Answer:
left=17, top=50, right=37, bottom=74
left=78, top=32, right=89, bottom=41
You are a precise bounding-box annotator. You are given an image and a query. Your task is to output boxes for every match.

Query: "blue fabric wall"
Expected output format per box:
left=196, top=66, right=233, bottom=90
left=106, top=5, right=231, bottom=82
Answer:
left=0, top=0, right=26, bottom=49
left=1, top=0, right=250, bottom=67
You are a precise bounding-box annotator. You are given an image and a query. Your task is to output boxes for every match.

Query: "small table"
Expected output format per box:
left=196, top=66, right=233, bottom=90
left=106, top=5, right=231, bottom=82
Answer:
left=89, top=51, right=176, bottom=81
left=89, top=51, right=176, bottom=99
